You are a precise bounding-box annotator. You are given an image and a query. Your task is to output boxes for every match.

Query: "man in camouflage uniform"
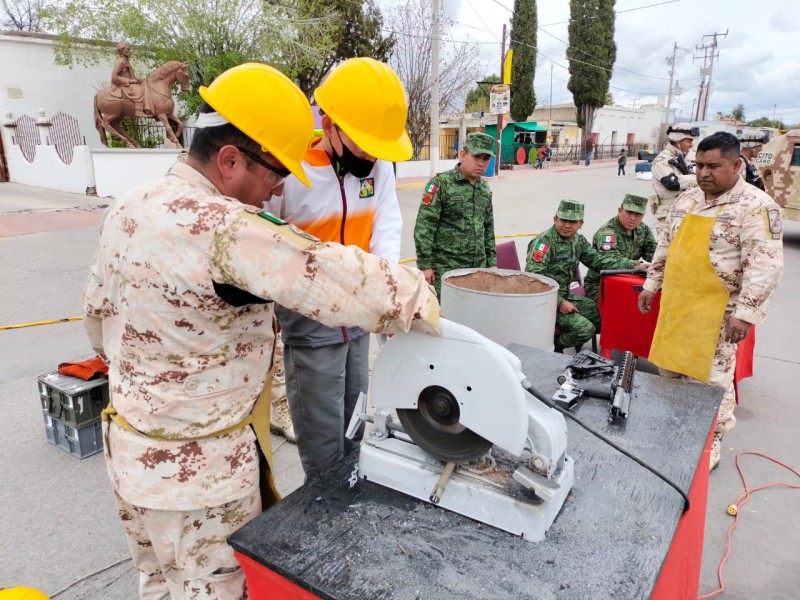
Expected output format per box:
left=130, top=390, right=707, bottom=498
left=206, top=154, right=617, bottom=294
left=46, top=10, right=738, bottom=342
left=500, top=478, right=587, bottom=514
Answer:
left=414, top=132, right=497, bottom=297
left=738, top=130, right=768, bottom=191
left=651, top=123, right=699, bottom=238
left=639, top=132, right=783, bottom=472
left=83, top=64, right=440, bottom=599
left=525, top=200, right=648, bottom=352
left=584, top=194, right=657, bottom=301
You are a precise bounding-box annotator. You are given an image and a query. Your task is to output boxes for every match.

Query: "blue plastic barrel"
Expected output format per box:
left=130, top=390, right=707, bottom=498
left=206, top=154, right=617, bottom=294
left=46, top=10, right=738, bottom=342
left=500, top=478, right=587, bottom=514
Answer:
left=486, top=156, right=496, bottom=177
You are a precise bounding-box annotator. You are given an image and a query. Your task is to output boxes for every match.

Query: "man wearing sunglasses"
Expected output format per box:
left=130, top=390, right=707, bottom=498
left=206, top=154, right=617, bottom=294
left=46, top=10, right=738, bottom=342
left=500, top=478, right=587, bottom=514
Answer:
left=650, top=122, right=699, bottom=237
left=83, top=63, right=439, bottom=598
left=263, top=57, right=412, bottom=481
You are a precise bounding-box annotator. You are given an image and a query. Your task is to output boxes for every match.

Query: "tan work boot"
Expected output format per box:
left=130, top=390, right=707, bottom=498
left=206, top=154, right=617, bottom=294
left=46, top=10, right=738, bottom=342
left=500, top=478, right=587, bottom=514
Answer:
left=709, top=433, right=722, bottom=472
left=270, top=396, right=296, bottom=443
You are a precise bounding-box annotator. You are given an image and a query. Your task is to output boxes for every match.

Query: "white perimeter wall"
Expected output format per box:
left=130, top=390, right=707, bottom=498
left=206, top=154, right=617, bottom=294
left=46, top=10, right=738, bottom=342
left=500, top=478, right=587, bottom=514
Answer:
left=3, top=142, right=94, bottom=194
left=0, top=33, right=115, bottom=150
left=396, top=159, right=459, bottom=179
left=92, top=149, right=181, bottom=198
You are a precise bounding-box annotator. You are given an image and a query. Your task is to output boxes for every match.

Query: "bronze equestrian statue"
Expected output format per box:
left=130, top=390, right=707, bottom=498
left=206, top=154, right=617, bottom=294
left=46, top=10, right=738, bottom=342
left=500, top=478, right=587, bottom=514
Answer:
left=94, top=47, right=190, bottom=148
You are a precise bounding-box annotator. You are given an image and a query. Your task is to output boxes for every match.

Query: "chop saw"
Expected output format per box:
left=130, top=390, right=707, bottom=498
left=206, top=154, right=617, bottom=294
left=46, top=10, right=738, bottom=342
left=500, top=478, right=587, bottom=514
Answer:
left=348, top=319, right=574, bottom=542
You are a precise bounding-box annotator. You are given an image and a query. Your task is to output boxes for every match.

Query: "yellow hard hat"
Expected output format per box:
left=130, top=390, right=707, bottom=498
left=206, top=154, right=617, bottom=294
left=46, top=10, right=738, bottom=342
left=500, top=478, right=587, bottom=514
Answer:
left=199, top=63, right=313, bottom=186
left=315, top=58, right=412, bottom=162
left=0, top=587, right=49, bottom=600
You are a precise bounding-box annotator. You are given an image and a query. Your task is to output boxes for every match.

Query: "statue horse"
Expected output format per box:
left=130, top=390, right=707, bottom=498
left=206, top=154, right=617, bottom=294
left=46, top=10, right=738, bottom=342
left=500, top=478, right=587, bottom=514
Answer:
left=94, top=60, right=190, bottom=148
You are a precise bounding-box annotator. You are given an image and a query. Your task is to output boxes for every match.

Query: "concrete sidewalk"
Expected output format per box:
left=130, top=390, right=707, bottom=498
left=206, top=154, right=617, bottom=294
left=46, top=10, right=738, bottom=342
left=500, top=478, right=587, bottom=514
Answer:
left=1, top=167, right=797, bottom=599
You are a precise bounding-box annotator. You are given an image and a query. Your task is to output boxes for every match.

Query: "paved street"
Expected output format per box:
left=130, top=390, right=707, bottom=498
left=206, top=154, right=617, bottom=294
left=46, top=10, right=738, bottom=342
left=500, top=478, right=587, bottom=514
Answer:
left=1, top=164, right=798, bottom=599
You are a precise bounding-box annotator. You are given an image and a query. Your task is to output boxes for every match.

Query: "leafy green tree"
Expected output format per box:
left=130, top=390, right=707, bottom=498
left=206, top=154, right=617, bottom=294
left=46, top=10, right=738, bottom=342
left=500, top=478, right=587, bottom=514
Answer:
left=465, top=74, right=500, bottom=113
left=41, top=0, right=337, bottom=116
left=290, top=0, right=395, bottom=99
left=566, top=0, right=616, bottom=147
left=509, top=0, right=536, bottom=122
left=747, top=116, right=787, bottom=130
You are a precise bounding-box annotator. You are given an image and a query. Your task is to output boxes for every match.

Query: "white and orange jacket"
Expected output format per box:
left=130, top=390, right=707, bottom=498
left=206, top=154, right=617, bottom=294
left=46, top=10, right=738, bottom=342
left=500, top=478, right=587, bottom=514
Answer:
left=264, top=141, right=403, bottom=347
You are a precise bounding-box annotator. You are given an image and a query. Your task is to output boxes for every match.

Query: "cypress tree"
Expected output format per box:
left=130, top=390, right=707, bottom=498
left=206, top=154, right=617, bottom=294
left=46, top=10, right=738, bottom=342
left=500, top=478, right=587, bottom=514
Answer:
left=567, top=0, right=616, bottom=147
left=509, top=0, right=537, bottom=122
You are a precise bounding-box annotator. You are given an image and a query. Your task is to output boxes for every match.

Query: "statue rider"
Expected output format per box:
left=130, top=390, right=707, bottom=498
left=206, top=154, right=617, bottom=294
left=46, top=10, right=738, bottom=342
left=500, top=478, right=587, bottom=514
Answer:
left=111, top=43, right=155, bottom=117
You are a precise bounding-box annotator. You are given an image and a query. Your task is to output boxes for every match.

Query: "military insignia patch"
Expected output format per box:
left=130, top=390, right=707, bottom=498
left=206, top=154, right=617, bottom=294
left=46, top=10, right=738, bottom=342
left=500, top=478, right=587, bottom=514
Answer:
left=290, top=223, right=320, bottom=242
left=257, top=211, right=286, bottom=225
left=359, top=177, right=375, bottom=198
left=602, top=234, right=615, bottom=244
left=531, top=241, right=549, bottom=262
left=766, top=207, right=782, bottom=239
left=600, top=243, right=612, bottom=251
left=422, top=182, right=438, bottom=206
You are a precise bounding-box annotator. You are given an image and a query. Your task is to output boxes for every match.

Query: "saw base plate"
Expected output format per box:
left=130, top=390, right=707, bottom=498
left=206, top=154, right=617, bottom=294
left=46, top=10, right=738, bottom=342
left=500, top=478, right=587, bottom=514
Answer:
left=358, top=434, right=574, bottom=542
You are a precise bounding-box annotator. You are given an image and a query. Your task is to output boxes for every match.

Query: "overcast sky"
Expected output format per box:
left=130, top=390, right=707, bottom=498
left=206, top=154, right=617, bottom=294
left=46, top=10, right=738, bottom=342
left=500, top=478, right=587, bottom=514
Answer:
left=384, top=0, right=800, bottom=125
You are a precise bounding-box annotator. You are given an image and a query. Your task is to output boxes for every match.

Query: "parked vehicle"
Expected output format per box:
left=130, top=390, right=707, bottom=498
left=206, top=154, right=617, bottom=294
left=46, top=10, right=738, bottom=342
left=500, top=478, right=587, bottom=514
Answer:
left=757, top=129, right=800, bottom=222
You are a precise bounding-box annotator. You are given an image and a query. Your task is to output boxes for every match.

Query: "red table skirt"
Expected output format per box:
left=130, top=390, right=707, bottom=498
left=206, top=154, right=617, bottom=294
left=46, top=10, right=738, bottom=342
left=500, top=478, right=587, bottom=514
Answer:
left=598, top=274, right=755, bottom=394
left=236, top=433, right=716, bottom=600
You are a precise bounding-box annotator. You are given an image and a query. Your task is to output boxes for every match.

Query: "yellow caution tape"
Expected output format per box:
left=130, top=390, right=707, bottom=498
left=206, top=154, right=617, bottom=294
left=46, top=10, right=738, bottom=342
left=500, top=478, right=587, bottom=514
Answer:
left=0, top=317, right=83, bottom=331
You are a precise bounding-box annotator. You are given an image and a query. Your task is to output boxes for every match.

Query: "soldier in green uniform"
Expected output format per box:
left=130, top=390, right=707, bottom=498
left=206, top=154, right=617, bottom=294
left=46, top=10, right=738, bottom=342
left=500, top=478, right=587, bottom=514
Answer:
left=526, top=200, right=648, bottom=352
left=583, top=194, right=657, bottom=301
left=414, top=132, right=496, bottom=297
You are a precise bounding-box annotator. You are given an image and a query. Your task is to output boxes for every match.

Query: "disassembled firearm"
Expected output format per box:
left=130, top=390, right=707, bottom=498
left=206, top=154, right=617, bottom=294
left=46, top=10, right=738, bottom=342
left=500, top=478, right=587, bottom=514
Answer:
left=552, top=350, right=637, bottom=421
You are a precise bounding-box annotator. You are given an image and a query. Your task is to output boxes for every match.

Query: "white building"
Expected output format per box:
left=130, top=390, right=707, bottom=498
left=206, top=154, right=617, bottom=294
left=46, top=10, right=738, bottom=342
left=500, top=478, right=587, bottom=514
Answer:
left=0, top=31, right=115, bottom=150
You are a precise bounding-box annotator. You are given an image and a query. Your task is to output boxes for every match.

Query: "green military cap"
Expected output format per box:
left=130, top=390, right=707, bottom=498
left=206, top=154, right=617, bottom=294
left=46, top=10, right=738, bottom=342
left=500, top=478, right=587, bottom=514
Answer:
left=621, top=193, right=648, bottom=215
left=556, top=199, right=584, bottom=221
left=464, top=132, right=495, bottom=158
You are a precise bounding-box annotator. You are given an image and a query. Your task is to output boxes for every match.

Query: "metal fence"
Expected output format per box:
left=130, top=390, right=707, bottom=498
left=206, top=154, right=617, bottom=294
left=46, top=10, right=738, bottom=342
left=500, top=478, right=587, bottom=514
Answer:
left=503, top=143, right=654, bottom=166
left=411, top=131, right=460, bottom=161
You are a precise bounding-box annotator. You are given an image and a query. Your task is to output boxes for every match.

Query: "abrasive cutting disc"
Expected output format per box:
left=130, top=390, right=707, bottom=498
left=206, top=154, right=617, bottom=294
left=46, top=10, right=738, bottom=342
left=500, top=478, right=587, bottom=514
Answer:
left=396, top=385, right=492, bottom=463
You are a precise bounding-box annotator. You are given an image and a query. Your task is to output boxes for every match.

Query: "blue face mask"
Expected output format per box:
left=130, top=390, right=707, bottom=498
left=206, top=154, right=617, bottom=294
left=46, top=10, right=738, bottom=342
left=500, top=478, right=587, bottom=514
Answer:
left=333, top=127, right=375, bottom=178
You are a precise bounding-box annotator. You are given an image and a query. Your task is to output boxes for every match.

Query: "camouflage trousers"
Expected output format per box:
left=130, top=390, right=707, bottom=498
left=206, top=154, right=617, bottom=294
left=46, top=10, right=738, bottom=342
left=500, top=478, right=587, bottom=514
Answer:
left=113, top=488, right=261, bottom=599
left=658, top=324, right=738, bottom=437
left=555, top=294, right=601, bottom=351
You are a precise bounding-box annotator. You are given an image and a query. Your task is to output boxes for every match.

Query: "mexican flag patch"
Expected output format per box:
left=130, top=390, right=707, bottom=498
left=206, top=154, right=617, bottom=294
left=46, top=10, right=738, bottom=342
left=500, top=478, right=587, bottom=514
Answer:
left=602, top=234, right=615, bottom=244
left=531, top=242, right=549, bottom=262
left=422, top=182, right=438, bottom=206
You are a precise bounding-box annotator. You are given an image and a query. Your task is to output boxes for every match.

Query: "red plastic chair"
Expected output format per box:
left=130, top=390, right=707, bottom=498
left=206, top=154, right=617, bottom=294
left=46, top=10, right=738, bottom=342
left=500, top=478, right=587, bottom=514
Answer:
left=495, top=240, right=521, bottom=270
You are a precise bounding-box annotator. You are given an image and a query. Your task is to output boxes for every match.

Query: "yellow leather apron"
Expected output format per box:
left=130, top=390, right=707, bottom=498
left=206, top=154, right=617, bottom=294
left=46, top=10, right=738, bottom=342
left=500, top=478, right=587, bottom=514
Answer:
left=648, top=205, right=728, bottom=383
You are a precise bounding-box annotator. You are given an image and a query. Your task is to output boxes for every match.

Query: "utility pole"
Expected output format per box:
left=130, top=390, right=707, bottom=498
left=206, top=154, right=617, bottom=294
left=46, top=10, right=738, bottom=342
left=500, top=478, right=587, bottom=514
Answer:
left=693, top=43, right=709, bottom=121
left=430, top=0, right=440, bottom=176
left=548, top=64, right=553, bottom=139
left=693, top=30, right=726, bottom=121
left=701, top=31, right=726, bottom=121
left=665, top=42, right=677, bottom=122
left=494, top=23, right=506, bottom=176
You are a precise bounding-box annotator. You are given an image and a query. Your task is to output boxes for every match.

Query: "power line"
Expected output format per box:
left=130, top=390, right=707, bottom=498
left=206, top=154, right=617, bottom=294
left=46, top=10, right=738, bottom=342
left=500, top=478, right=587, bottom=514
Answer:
left=539, top=0, right=682, bottom=26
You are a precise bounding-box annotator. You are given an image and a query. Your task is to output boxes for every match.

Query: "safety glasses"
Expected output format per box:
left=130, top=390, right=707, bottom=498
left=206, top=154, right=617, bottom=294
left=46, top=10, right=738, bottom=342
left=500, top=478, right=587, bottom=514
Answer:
left=236, top=146, right=291, bottom=182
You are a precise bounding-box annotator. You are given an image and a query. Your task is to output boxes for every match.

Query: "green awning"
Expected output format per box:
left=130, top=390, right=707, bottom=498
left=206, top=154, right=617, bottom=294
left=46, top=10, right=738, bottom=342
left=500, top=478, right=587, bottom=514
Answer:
left=513, top=121, right=547, bottom=132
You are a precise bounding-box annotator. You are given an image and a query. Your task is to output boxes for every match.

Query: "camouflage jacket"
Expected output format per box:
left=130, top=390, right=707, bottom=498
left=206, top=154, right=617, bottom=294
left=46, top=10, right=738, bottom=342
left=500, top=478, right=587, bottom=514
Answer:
left=643, top=176, right=784, bottom=324
left=652, top=143, right=697, bottom=201
left=525, top=226, right=639, bottom=303
left=584, top=217, right=657, bottom=296
left=83, top=162, right=439, bottom=511
left=413, top=164, right=496, bottom=272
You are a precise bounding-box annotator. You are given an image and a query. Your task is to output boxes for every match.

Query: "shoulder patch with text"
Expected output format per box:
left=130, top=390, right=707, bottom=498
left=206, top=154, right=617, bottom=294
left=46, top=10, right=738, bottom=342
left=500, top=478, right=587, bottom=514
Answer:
left=359, top=177, right=375, bottom=198
left=531, top=241, right=549, bottom=262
